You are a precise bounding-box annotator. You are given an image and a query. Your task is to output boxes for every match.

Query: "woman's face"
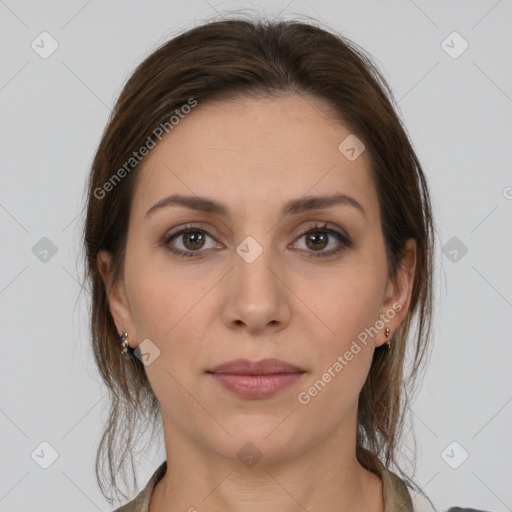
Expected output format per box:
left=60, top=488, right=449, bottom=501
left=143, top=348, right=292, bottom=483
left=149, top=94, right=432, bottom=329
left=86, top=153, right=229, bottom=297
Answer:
left=99, top=93, right=415, bottom=464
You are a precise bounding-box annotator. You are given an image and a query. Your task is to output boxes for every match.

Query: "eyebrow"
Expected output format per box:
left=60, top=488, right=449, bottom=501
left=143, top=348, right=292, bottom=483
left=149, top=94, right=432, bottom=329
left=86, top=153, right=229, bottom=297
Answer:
left=145, top=192, right=366, bottom=219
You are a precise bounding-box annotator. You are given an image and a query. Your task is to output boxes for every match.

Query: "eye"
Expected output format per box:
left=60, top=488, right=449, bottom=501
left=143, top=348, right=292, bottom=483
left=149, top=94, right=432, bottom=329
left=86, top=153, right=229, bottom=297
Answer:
left=164, top=225, right=219, bottom=258
left=291, top=222, right=351, bottom=258
left=163, top=222, right=351, bottom=259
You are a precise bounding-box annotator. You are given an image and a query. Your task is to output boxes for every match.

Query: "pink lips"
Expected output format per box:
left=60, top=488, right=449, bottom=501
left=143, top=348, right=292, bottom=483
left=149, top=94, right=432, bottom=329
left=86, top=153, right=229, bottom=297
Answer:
left=207, top=358, right=306, bottom=399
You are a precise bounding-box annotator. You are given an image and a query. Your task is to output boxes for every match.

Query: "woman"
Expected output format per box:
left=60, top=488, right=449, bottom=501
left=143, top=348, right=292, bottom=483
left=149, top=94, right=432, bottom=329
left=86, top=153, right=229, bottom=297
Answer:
left=82, top=15, right=485, bottom=512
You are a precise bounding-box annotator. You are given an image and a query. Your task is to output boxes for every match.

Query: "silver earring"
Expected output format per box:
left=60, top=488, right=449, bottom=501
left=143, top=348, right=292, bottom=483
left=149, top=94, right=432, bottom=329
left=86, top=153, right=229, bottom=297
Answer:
left=119, top=332, right=133, bottom=359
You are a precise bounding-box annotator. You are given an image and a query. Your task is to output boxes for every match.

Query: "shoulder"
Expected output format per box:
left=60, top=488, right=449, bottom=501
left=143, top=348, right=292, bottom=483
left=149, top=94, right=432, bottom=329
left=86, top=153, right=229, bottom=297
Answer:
left=445, top=508, right=494, bottom=512
left=110, top=461, right=167, bottom=512
left=406, top=482, right=491, bottom=512
left=408, top=489, right=438, bottom=512
left=110, top=492, right=150, bottom=512
left=409, top=487, right=492, bottom=512
left=111, top=503, right=138, bottom=512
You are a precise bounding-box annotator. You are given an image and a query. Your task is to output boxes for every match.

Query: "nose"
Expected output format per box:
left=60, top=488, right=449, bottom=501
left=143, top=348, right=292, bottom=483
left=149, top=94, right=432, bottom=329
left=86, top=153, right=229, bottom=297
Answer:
left=221, top=239, right=291, bottom=335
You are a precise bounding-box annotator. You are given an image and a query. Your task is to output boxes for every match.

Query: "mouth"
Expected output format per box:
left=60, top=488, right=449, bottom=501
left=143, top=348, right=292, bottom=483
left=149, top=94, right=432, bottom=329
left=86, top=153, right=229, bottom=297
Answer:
left=207, top=358, right=306, bottom=399
left=207, top=357, right=306, bottom=375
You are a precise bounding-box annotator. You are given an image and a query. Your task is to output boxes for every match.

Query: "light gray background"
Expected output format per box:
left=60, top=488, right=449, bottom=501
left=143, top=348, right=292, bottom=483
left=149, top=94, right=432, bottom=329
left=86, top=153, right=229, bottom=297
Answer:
left=1, top=0, right=511, bottom=511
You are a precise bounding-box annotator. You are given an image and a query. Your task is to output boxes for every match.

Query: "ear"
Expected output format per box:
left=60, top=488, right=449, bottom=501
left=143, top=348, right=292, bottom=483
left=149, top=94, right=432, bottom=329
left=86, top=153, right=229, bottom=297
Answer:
left=377, top=238, right=417, bottom=347
left=97, top=250, right=137, bottom=349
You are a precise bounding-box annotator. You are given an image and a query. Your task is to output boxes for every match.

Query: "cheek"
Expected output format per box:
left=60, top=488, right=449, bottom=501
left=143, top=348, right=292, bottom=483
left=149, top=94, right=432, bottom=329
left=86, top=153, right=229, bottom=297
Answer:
left=129, top=275, right=207, bottom=352
left=312, top=268, right=385, bottom=340
left=125, top=268, right=173, bottom=340
left=124, top=242, right=201, bottom=337
left=303, top=268, right=385, bottom=397
left=126, top=265, right=209, bottom=409
left=124, top=252, right=223, bottom=383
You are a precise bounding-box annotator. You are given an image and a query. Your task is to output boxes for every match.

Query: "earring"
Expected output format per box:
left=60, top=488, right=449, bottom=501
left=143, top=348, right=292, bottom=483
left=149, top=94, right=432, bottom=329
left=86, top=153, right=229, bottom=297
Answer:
left=385, top=327, right=391, bottom=349
left=119, top=332, right=134, bottom=359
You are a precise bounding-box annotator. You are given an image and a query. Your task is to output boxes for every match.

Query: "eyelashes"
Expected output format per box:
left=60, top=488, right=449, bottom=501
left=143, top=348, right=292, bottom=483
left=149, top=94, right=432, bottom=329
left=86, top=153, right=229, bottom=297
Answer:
left=291, top=222, right=352, bottom=257
left=164, top=225, right=219, bottom=258
left=163, top=222, right=352, bottom=259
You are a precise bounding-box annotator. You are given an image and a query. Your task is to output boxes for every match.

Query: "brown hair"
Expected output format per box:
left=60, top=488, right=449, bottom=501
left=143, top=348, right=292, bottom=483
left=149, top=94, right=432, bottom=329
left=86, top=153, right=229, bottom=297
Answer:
left=82, top=13, right=436, bottom=504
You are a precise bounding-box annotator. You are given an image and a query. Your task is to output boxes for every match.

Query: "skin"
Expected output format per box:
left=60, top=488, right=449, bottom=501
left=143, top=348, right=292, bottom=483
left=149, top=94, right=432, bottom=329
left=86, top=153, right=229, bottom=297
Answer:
left=98, top=93, right=416, bottom=512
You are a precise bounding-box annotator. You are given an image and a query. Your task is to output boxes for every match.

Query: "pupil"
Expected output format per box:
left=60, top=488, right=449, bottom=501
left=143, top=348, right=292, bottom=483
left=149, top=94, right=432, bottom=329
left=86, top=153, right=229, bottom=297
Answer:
left=184, top=232, right=204, bottom=250
left=307, top=233, right=327, bottom=250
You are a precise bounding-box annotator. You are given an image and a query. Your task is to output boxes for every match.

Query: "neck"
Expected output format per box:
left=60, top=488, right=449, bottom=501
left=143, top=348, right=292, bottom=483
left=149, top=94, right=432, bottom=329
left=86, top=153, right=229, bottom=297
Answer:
left=149, top=414, right=384, bottom=512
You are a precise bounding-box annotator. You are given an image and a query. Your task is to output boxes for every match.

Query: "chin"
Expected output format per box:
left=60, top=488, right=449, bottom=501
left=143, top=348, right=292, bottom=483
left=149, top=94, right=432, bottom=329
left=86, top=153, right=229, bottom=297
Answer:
left=200, top=418, right=308, bottom=466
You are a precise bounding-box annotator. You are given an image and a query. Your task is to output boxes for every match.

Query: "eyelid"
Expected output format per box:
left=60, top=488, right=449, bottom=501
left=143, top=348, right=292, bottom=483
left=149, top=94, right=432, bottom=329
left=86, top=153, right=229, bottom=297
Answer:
left=163, top=223, right=220, bottom=247
left=164, top=221, right=221, bottom=240
left=163, top=221, right=351, bottom=257
left=290, top=222, right=352, bottom=255
left=294, top=221, right=349, bottom=240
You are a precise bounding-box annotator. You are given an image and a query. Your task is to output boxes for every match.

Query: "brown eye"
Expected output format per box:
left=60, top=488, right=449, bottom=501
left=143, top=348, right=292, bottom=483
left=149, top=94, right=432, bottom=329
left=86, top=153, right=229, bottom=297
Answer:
left=304, top=231, right=329, bottom=251
left=180, top=230, right=206, bottom=251
left=293, top=223, right=352, bottom=258
left=163, top=222, right=351, bottom=259
left=164, top=226, right=218, bottom=258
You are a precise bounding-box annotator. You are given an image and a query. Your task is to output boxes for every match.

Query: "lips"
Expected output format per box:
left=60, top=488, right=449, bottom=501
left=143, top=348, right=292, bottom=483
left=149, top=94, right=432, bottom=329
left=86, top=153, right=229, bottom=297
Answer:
left=208, top=358, right=305, bottom=375
left=207, top=358, right=306, bottom=399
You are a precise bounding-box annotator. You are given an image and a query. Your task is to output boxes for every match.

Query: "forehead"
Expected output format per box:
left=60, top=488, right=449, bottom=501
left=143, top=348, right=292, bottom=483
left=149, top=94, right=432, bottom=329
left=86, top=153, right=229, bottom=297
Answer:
left=131, top=94, right=379, bottom=222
